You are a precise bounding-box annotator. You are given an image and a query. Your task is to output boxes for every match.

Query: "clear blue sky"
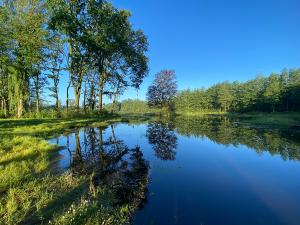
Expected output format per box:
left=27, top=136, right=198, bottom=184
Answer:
left=55, top=0, right=300, bottom=104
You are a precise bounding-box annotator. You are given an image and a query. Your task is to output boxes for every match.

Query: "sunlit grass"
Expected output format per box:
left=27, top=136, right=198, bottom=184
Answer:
left=0, top=115, right=135, bottom=225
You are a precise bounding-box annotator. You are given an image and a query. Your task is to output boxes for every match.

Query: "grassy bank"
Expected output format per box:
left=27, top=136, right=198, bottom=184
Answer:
left=0, top=114, right=122, bottom=137
left=0, top=114, right=142, bottom=225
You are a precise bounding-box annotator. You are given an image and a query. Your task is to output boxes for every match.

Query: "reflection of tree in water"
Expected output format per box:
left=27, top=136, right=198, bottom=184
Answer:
left=175, top=116, right=300, bottom=161
left=146, top=122, right=178, bottom=160
left=67, top=125, right=149, bottom=210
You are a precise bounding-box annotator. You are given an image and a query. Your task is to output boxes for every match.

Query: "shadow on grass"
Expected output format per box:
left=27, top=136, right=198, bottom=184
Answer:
left=0, top=114, right=121, bottom=139
left=0, top=119, right=58, bottom=129
left=22, top=181, right=88, bottom=225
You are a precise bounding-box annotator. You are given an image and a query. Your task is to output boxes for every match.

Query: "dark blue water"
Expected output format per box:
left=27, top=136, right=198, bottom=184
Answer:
left=49, top=118, right=300, bottom=225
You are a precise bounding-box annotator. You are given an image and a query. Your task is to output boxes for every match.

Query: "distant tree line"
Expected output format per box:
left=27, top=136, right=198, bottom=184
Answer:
left=105, top=99, right=158, bottom=114
left=0, top=0, right=148, bottom=118
left=175, top=69, right=300, bottom=113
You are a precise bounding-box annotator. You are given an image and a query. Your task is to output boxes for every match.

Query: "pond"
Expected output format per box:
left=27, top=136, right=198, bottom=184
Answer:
left=49, top=116, right=300, bottom=225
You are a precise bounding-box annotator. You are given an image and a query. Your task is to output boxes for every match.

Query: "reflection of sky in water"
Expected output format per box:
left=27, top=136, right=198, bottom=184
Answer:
left=48, top=122, right=300, bottom=225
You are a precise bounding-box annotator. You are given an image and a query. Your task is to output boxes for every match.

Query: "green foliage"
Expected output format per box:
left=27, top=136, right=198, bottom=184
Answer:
left=147, top=70, right=177, bottom=110
left=175, top=69, right=300, bottom=113
left=0, top=0, right=49, bottom=117
left=105, top=99, right=159, bottom=114
left=0, top=0, right=149, bottom=118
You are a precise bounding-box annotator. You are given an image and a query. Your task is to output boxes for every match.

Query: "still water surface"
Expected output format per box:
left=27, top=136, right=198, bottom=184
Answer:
left=49, top=117, right=300, bottom=225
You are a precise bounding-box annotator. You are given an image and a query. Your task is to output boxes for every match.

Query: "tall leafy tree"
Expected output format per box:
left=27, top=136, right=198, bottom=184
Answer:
left=48, top=0, right=89, bottom=112
left=4, top=0, right=48, bottom=117
left=47, top=34, right=64, bottom=114
left=0, top=5, right=10, bottom=116
left=215, top=82, right=233, bottom=112
left=263, top=73, right=282, bottom=112
left=86, top=70, right=98, bottom=111
left=86, top=0, right=148, bottom=112
left=31, top=69, right=48, bottom=112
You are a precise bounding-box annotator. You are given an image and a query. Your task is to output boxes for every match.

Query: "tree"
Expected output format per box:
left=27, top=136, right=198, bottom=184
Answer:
left=215, top=82, right=233, bottom=112
left=263, top=73, right=282, bottom=112
left=86, top=70, right=98, bottom=111
left=47, top=34, right=64, bottom=114
left=0, top=0, right=149, bottom=117
left=147, top=70, right=177, bottom=111
left=0, top=5, right=11, bottom=116
left=4, top=0, right=48, bottom=117
left=85, top=0, right=148, bottom=112
left=48, top=0, right=89, bottom=113
left=31, top=69, right=48, bottom=113
left=288, top=69, right=300, bottom=111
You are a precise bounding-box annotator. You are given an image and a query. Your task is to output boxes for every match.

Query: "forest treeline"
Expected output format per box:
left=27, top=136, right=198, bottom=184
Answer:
left=107, top=69, right=300, bottom=114
left=0, top=0, right=148, bottom=118
left=175, top=69, right=300, bottom=113
left=105, top=99, right=158, bottom=114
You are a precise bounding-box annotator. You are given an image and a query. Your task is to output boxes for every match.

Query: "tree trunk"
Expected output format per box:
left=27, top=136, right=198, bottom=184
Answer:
left=55, top=91, right=59, bottom=113
left=71, top=79, right=82, bottom=113
left=66, top=80, right=71, bottom=113
left=36, top=92, right=40, bottom=113
left=35, top=73, right=40, bottom=113
left=17, top=98, right=23, bottom=118
left=74, top=90, right=80, bottom=113
left=112, top=93, right=117, bottom=113
left=5, top=99, right=9, bottom=117
left=83, top=81, right=86, bottom=113
left=99, top=74, right=104, bottom=112
left=67, top=41, right=73, bottom=114
left=54, top=78, right=59, bottom=113
left=91, top=84, right=95, bottom=111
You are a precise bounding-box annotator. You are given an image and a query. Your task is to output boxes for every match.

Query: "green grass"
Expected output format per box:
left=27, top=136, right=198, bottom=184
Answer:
left=0, top=114, right=139, bottom=225
left=0, top=114, right=121, bottom=137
